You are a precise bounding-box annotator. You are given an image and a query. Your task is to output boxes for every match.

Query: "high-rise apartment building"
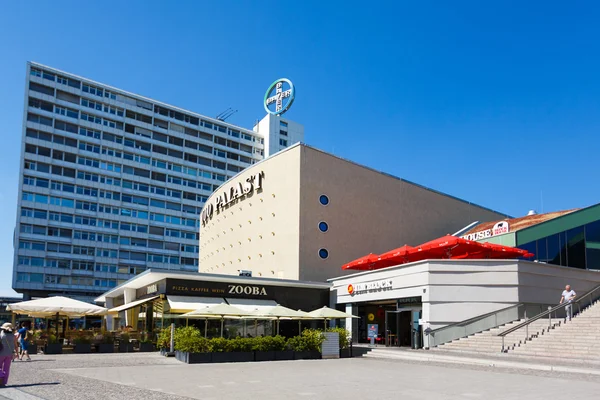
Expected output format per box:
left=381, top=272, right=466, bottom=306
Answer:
left=13, top=62, right=303, bottom=302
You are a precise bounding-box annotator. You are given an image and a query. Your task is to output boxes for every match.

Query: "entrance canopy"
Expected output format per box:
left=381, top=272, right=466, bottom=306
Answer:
left=167, top=296, right=224, bottom=313
left=7, top=296, right=107, bottom=317
left=108, top=296, right=159, bottom=314
left=226, top=298, right=277, bottom=313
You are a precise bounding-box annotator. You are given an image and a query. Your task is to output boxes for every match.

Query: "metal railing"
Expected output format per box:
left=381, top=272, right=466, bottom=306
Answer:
left=497, top=283, right=600, bottom=352
left=426, top=303, right=554, bottom=348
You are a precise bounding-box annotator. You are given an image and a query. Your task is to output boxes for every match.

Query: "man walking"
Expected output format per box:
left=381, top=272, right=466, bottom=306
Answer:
left=560, top=284, right=577, bottom=321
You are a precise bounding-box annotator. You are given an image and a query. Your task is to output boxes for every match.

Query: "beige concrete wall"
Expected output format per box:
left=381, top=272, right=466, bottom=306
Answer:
left=297, top=146, right=508, bottom=282
left=199, top=146, right=302, bottom=279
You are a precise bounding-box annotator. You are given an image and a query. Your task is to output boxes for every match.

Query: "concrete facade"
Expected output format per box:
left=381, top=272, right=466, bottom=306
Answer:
left=199, top=143, right=509, bottom=282
left=330, top=259, right=600, bottom=332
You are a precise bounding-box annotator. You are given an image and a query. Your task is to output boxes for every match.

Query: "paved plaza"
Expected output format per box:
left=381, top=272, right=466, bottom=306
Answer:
left=2, top=353, right=600, bottom=400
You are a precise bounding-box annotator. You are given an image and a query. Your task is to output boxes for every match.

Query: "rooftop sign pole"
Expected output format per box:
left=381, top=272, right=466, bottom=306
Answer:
left=264, top=78, right=295, bottom=116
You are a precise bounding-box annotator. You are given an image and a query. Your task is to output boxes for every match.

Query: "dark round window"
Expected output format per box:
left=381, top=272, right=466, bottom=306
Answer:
left=319, top=221, right=328, bottom=232
left=319, top=195, right=329, bottom=206
left=319, top=248, right=329, bottom=259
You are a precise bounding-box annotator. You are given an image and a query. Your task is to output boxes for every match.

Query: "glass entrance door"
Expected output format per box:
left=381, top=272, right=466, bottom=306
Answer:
left=384, top=311, right=399, bottom=346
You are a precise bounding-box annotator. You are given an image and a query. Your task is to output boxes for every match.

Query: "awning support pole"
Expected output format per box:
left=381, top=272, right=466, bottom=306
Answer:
left=254, top=319, right=258, bottom=337
left=220, top=318, right=224, bottom=338
left=204, top=319, right=208, bottom=338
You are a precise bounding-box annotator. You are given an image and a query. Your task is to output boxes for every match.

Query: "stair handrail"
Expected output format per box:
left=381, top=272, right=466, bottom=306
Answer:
left=496, top=282, right=600, bottom=351
left=426, top=303, right=548, bottom=348
left=428, top=303, right=523, bottom=334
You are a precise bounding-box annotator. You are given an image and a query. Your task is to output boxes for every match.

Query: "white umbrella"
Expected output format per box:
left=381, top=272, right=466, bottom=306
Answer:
left=7, top=296, right=107, bottom=337
left=250, top=305, right=311, bottom=335
left=307, top=306, right=359, bottom=329
left=182, top=303, right=255, bottom=337
left=7, top=296, right=107, bottom=317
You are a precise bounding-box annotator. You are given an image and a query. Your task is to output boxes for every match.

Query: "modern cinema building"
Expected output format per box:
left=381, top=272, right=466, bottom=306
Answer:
left=198, top=143, right=509, bottom=282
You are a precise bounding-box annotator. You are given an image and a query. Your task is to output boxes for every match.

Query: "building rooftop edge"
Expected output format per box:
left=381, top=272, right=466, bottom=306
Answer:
left=204, top=142, right=510, bottom=219
left=28, top=61, right=258, bottom=135
left=95, top=268, right=331, bottom=302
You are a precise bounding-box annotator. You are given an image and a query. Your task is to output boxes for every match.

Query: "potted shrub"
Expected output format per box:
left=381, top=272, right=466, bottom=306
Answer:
left=328, top=327, right=352, bottom=358
left=210, top=337, right=254, bottom=363
left=139, top=332, right=154, bottom=352
left=119, top=333, right=134, bottom=353
left=174, top=327, right=211, bottom=364
left=96, top=331, right=114, bottom=353
left=28, top=330, right=41, bottom=355
left=252, top=336, right=286, bottom=361
left=44, top=334, right=63, bottom=355
left=157, top=328, right=171, bottom=356
left=73, top=332, right=92, bottom=354
left=289, top=329, right=323, bottom=360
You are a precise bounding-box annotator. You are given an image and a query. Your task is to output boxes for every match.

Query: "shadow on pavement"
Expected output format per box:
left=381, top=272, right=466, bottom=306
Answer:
left=6, top=382, right=60, bottom=388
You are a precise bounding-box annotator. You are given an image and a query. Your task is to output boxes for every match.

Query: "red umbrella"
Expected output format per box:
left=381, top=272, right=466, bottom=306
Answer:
left=411, top=235, right=485, bottom=259
left=449, top=242, right=534, bottom=260
left=376, top=245, right=415, bottom=267
left=341, top=253, right=381, bottom=270
left=479, top=242, right=534, bottom=259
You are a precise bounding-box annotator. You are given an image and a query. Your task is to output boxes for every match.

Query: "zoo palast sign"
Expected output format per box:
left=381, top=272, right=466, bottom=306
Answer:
left=200, top=171, right=264, bottom=226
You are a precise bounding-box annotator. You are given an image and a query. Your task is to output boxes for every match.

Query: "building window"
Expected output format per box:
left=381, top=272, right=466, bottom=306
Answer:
left=279, top=139, right=288, bottom=146
left=280, top=130, right=288, bottom=136
left=319, top=195, right=329, bottom=206
left=319, top=221, right=329, bottom=233
left=319, top=248, right=329, bottom=259
left=280, top=120, right=288, bottom=128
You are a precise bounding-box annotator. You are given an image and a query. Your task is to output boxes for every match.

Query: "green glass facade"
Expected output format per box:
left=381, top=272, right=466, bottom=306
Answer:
left=514, top=204, right=600, bottom=270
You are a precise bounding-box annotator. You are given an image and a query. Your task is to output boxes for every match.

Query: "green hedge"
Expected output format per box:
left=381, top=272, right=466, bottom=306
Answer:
left=172, top=327, right=325, bottom=353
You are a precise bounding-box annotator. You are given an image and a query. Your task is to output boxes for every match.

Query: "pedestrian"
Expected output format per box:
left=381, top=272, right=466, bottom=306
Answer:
left=0, top=322, right=18, bottom=387
left=17, top=322, right=31, bottom=361
left=560, top=284, right=577, bottom=321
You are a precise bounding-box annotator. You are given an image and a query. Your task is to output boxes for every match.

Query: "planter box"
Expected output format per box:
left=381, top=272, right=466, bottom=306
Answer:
left=340, top=348, right=352, bottom=358
left=175, top=351, right=212, bottom=364
left=294, top=351, right=321, bottom=360
left=74, top=343, right=92, bottom=354
left=27, top=344, right=38, bottom=355
left=119, top=343, right=135, bottom=353
left=212, top=352, right=254, bottom=363
left=254, top=351, right=276, bottom=361
left=139, top=343, right=155, bottom=352
left=275, top=350, right=294, bottom=361
left=44, top=343, right=63, bottom=355
left=97, top=343, right=114, bottom=353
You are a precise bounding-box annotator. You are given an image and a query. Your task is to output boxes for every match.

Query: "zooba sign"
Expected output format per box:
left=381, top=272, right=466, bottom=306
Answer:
left=200, top=171, right=264, bottom=226
left=166, top=279, right=271, bottom=299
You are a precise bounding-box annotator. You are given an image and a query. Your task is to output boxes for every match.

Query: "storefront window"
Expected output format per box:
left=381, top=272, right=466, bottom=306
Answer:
left=547, top=234, right=561, bottom=266
left=586, top=248, right=600, bottom=270
left=519, top=241, right=536, bottom=260
left=586, top=220, right=600, bottom=243
left=537, top=237, right=548, bottom=263
left=566, top=226, right=586, bottom=269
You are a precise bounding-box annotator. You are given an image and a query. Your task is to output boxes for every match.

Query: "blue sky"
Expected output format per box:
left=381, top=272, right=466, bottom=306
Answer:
left=1, top=1, right=599, bottom=294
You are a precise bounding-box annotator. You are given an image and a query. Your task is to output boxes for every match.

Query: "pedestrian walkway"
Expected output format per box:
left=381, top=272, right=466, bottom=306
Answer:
left=360, top=345, right=600, bottom=375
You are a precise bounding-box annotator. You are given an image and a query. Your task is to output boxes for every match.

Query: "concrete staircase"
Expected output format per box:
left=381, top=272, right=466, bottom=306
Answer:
left=432, top=318, right=563, bottom=355
left=508, top=301, right=600, bottom=361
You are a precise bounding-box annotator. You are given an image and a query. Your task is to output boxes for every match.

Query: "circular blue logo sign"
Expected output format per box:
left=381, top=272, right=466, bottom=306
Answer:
left=264, top=78, right=295, bottom=116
